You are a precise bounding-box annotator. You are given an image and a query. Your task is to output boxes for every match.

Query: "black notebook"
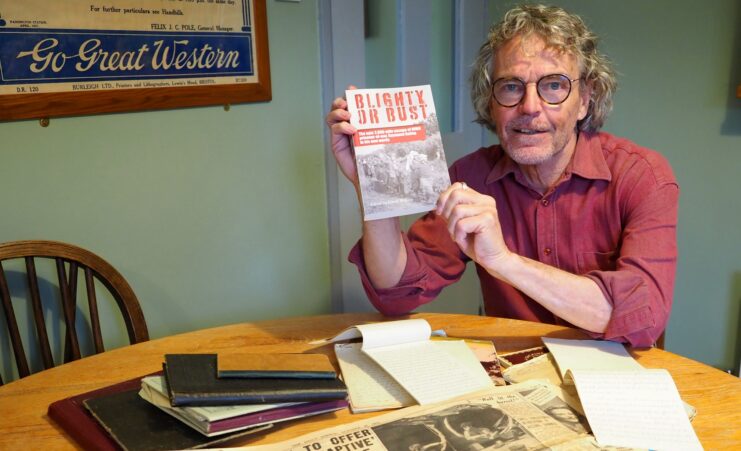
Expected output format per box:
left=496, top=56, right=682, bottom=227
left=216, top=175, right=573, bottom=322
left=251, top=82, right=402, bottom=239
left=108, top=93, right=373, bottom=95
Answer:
left=164, top=354, right=348, bottom=407
left=82, top=385, right=270, bottom=451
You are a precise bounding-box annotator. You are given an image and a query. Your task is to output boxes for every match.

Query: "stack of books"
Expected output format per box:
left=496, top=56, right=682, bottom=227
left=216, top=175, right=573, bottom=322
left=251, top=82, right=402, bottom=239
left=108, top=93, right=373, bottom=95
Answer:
left=48, top=353, right=349, bottom=451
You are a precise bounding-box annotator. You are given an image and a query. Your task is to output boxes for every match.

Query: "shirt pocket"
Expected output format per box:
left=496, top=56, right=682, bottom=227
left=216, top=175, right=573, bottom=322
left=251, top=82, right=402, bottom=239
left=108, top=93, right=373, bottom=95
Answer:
left=577, top=251, right=617, bottom=274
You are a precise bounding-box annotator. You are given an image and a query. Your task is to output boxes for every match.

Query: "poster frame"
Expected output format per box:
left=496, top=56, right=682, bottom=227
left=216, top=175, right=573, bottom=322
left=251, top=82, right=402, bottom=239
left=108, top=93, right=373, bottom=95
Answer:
left=0, top=0, right=271, bottom=122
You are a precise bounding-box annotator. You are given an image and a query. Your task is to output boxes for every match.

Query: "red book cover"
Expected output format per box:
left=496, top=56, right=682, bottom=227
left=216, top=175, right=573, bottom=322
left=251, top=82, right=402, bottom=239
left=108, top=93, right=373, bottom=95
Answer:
left=47, top=372, right=269, bottom=450
left=47, top=376, right=144, bottom=451
left=345, top=85, right=451, bottom=221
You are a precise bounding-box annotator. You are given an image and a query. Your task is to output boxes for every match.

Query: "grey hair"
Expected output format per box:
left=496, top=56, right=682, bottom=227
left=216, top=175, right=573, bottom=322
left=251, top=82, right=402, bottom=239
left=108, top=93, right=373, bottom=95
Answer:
left=470, top=4, right=616, bottom=133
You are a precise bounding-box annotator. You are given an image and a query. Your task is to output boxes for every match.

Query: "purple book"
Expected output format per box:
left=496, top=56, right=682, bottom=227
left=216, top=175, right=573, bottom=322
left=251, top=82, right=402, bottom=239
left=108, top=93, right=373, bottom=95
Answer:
left=204, top=399, right=348, bottom=434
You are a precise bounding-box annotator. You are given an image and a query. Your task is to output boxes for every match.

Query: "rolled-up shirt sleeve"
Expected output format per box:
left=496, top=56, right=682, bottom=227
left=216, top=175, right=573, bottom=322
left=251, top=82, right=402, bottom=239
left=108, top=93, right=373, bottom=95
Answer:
left=584, top=177, right=679, bottom=347
left=348, top=213, right=468, bottom=316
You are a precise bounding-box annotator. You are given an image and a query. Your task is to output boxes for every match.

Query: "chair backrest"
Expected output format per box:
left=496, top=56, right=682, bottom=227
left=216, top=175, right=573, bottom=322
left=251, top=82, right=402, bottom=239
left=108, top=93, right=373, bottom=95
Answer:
left=0, top=240, right=148, bottom=385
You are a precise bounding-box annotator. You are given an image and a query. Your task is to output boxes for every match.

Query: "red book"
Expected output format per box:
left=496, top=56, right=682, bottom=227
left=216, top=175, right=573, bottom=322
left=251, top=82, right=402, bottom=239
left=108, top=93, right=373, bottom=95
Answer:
left=48, top=376, right=142, bottom=451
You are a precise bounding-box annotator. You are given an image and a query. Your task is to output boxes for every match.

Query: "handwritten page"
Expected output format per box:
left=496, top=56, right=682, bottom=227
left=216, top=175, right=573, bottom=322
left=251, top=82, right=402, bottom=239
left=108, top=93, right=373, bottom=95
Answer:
left=542, top=338, right=702, bottom=450
left=570, top=369, right=702, bottom=450
left=365, top=339, right=493, bottom=405
left=334, top=343, right=414, bottom=412
left=329, top=319, right=493, bottom=408
left=541, top=337, right=643, bottom=381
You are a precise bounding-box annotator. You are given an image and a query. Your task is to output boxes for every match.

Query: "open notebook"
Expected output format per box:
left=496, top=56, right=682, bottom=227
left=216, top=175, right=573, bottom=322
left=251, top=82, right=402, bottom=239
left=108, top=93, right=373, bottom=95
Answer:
left=325, top=319, right=494, bottom=412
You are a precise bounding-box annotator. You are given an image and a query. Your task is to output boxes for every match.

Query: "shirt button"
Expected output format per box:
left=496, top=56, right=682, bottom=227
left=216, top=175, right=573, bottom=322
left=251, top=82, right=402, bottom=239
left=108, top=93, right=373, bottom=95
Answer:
left=541, top=199, right=549, bottom=206
left=544, top=248, right=552, bottom=256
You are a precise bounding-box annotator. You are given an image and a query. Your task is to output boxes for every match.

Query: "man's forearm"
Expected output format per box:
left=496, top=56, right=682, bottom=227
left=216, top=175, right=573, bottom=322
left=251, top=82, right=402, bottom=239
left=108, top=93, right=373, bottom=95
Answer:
left=486, top=253, right=613, bottom=333
left=361, top=218, right=407, bottom=289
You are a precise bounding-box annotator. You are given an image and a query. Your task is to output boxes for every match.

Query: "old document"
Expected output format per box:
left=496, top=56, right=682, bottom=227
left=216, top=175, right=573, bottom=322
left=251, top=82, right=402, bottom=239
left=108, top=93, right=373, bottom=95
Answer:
left=234, top=380, right=607, bottom=451
left=543, top=338, right=702, bottom=450
left=328, top=319, right=493, bottom=407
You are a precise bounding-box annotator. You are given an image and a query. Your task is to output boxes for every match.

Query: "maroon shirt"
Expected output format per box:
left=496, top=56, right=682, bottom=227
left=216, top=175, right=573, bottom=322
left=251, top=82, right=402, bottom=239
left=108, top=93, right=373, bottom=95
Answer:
left=349, top=132, right=679, bottom=347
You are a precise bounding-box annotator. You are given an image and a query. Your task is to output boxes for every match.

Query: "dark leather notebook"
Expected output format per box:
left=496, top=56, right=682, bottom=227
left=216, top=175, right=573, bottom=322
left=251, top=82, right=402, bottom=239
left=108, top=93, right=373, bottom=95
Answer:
left=164, top=354, right=348, bottom=407
left=47, top=373, right=268, bottom=451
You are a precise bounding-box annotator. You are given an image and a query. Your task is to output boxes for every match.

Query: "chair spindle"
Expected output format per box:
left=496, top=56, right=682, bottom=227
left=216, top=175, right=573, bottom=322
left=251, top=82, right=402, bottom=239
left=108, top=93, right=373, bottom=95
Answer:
left=0, top=262, right=31, bottom=378
left=24, top=257, right=54, bottom=370
left=56, top=258, right=81, bottom=362
left=85, top=268, right=105, bottom=353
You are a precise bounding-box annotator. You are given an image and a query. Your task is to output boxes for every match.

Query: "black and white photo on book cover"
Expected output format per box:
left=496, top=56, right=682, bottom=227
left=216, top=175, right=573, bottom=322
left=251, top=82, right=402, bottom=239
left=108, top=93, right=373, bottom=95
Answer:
left=346, top=85, right=451, bottom=221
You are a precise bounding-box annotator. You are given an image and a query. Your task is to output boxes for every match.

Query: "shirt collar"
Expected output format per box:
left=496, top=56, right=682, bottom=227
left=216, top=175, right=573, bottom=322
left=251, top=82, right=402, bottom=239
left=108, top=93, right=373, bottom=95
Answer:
left=485, top=132, right=612, bottom=185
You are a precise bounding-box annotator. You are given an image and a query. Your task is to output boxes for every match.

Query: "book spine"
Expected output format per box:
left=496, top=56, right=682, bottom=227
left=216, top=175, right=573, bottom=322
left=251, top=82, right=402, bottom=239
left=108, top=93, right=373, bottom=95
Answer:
left=209, top=399, right=349, bottom=433
left=217, top=370, right=337, bottom=379
left=171, top=390, right=348, bottom=407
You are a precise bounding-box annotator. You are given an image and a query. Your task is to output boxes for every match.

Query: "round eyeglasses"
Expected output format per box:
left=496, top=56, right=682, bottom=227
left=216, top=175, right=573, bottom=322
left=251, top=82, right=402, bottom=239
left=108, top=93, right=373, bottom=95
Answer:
left=492, top=74, right=581, bottom=107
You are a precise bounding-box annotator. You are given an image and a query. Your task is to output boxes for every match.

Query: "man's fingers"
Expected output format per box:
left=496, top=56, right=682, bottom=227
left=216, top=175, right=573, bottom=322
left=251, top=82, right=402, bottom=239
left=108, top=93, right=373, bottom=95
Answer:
left=441, top=188, right=473, bottom=219
left=330, top=120, right=356, bottom=138
left=331, top=95, right=347, bottom=109
left=446, top=203, right=481, bottom=236
left=436, top=182, right=471, bottom=215
left=453, top=215, right=477, bottom=246
left=326, top=107, right=351, bottom=126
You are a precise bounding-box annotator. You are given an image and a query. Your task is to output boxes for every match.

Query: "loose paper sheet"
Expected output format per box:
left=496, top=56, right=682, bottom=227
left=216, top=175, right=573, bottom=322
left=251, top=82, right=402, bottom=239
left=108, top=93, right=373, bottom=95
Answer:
left=570, top=369, right=702, bottom=450
left=542, top=338, right=702, bottom=450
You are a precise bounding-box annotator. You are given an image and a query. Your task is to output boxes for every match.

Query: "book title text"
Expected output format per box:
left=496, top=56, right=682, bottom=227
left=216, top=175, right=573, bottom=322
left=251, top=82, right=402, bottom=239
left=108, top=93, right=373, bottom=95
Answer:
left=353, top=89, right=429, bottom=125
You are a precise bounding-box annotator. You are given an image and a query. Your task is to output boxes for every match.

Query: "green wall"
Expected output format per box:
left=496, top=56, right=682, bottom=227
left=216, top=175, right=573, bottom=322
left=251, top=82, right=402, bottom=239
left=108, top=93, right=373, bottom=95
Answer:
left=0, top=0, right=332, bottom=363
left=490, top=0, right=741, bottom=371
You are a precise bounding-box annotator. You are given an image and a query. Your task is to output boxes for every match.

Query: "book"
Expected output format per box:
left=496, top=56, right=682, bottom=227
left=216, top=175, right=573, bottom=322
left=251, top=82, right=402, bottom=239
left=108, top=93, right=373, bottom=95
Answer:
left=345, top=84, right=451, bottom=220
left=328, top=319, right=494, bottom=411
left=217, top=353, right=337, bottom=379
left=541, top=337, right=702, bottom=450
left=140, top=375, right=348, bottom=436
left=84, top=389, right=271, bottom=450
left=164, top=354, right=348, bottom=406
left=47, top=374, right=269, bottom=451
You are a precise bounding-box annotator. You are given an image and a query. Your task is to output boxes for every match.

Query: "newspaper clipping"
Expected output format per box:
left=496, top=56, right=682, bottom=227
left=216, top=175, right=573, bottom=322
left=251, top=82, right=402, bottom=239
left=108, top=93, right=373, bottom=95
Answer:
left=239, top=380, right=636, bottom=451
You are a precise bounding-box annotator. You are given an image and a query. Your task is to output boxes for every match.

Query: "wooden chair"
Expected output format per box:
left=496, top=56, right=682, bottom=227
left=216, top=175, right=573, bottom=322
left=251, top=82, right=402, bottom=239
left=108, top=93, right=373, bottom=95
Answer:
left=0, top=240, right=148, bottom=385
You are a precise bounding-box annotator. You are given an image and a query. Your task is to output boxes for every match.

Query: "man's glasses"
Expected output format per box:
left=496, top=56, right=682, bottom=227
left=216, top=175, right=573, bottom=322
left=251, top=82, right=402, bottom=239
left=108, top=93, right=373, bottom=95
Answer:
left=492, top=74, right=581, bottom=107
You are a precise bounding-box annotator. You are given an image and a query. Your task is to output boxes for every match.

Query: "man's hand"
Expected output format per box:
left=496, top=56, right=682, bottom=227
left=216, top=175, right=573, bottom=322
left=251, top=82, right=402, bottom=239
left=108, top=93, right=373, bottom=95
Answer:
left=435, top=182, right=512, bottom=273
left=325, top=86, right=359, bottom=186
left=437, top=182, right=612, bottom=333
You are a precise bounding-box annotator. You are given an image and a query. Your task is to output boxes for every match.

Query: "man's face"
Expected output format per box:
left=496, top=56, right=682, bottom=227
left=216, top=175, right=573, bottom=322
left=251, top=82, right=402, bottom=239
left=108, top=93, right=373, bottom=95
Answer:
left=489, top=35, right=590, bottom=166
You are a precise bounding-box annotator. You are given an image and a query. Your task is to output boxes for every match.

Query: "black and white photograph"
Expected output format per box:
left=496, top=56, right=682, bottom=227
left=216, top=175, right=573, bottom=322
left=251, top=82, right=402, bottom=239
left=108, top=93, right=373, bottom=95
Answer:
left=356, top=112, right=449, bottom=219
left=373, top=403, right=533, bottom=451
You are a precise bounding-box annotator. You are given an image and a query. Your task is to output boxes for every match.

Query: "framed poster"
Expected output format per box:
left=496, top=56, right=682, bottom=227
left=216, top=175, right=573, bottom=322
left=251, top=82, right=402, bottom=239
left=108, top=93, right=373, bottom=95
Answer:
left=0, top=0, right=270, bottom=121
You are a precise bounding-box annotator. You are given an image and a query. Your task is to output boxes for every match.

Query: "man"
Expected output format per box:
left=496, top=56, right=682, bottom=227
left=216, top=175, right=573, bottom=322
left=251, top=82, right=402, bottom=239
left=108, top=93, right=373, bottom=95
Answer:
left=325, top=4, right=678, bottom=347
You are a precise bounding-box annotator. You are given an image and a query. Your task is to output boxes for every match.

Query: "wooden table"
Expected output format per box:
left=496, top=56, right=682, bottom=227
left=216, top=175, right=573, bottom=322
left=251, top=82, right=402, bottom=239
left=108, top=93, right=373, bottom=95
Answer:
left=1, top=312, right=739, bottom=449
